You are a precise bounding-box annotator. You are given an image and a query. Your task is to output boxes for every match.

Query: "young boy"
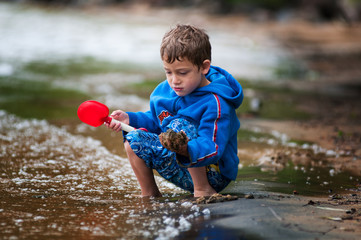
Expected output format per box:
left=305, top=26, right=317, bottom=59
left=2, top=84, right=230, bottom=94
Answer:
left=107, top=24, right=243, bottom=197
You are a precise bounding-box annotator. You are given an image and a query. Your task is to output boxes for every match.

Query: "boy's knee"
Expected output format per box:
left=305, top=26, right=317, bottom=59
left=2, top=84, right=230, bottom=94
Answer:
left=124, top=140, right=133, bottom=154
left=125, top=129, right=145, bottom=144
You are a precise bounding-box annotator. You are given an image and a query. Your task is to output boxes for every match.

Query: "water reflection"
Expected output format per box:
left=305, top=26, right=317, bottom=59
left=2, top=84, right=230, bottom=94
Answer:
left=234, top=140, right=360, bottom=196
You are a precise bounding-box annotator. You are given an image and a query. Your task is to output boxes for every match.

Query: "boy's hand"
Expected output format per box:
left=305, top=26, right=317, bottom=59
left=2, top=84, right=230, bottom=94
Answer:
left=105, top=110, right=129, bottom=132
left=159, top=129, right=189, bottom=157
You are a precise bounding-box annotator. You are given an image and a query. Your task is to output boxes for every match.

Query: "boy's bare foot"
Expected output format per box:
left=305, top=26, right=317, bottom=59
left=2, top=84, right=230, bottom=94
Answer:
left=140, top=190, right=162, bottom=198
left=132, top=192, right=162, bottom=197
left=193, top=188, right=217, bottom=198
left=195, top=193, right=239, bottom=204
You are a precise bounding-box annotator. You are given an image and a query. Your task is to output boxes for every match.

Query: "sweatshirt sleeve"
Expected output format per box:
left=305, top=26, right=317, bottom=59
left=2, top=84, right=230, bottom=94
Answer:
left=127, top=110, right=161, bottom=134
left=176, top=94, right=232, bottom=167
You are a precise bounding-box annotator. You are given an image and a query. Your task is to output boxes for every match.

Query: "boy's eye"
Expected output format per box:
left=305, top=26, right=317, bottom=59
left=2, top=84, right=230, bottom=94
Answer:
left=179, top=71, right=188, bottom=75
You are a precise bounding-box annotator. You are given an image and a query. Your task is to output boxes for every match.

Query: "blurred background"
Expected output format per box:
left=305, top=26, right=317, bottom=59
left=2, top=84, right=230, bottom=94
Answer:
left=1, top=0, right=361, bottom=118
left=1, top=0, right=361, bottom=239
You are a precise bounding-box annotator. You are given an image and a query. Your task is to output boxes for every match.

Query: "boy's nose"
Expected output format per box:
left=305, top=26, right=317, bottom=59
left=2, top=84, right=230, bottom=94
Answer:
left=172, top=76, right=181, bottom=85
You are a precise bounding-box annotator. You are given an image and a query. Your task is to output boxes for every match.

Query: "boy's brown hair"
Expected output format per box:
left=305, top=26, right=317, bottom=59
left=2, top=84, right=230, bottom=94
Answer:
left=160, top=24, right=211, bottom=69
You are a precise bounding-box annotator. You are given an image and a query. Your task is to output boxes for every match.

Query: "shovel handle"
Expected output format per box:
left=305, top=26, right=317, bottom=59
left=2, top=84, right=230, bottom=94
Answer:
left=104, top=116, right=135, bottom=132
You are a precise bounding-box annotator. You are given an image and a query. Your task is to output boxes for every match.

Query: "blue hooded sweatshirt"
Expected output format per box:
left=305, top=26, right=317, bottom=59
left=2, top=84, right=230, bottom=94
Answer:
left=127, top=66, right=243, bottom=180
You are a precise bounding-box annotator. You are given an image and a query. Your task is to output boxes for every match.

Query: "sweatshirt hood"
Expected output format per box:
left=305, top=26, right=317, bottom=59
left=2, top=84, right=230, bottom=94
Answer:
left=199, top=66, right=243, bottom=108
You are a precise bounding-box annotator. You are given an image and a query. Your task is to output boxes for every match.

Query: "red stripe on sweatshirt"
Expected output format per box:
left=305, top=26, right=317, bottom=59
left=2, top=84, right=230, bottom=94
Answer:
left=197, top=94, right=221, bottom=162
left=212, top=94, right=221, bottom=141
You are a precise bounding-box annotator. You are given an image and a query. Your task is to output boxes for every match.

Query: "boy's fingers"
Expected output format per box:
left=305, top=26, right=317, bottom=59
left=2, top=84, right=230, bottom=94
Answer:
left=110, top=111, right=118, bottom=118
left=159, top=134, right=166, bottom=147
left=105, top=121, right=122, bottom=132
left=160, top=135, right=171, bottom=149
left=115, top=122, right=123, bottom=132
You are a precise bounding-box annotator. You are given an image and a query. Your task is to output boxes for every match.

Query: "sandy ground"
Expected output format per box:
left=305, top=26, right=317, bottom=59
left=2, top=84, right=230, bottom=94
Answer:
left=195, top=188, right=361, bottom=239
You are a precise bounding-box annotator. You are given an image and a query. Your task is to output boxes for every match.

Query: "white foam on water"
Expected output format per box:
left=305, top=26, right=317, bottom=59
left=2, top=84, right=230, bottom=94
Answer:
left=0, top=110, right=137, bottom=193
left=0, top=110, right=203, bottom=239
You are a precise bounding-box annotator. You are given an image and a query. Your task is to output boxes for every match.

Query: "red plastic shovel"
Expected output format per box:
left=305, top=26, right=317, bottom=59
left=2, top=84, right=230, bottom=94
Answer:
left=77, top=100, right=135, bottom=132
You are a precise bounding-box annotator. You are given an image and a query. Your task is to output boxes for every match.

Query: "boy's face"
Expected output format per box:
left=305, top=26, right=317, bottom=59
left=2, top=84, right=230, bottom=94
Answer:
left=163, top=57, right=211, bottom=97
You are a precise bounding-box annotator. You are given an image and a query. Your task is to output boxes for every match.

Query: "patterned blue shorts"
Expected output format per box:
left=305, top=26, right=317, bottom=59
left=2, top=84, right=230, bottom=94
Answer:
left=124, top=119, right=231, bottom=193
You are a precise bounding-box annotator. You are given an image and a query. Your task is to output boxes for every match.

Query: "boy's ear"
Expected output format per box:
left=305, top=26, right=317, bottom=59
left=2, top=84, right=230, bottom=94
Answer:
left=201, top=60, right=211, bottom=74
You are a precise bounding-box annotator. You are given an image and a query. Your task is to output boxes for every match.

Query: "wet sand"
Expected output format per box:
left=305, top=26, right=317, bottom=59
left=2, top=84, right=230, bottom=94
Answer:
left=192, top=188, right=361, bottom=239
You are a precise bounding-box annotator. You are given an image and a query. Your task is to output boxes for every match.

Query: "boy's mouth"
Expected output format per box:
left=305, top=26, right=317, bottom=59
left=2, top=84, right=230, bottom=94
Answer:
left=173, top=87, right=183, bottom=92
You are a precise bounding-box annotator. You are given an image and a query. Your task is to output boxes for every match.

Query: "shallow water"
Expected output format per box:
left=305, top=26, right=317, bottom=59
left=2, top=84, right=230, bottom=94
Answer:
left=0, top=111, right=211, bottom=239
left=235, top=133, right=360, bottom=196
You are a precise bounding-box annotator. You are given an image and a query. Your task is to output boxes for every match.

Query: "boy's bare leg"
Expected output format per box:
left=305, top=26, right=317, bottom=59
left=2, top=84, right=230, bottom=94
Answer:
left=188, top=167, right=216, bottom=197
left=124, top=141, right=162, bottom=197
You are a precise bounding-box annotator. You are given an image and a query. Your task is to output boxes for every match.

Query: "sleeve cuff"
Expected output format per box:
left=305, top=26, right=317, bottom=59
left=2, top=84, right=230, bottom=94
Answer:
left=176, top=154, right=196, bottom=168
left=126, top=112, right=138, bottom=128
